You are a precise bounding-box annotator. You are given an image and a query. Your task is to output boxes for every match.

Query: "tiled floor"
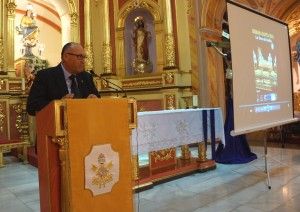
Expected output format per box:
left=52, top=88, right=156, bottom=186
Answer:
left=1, top=143, right=300, bottom=212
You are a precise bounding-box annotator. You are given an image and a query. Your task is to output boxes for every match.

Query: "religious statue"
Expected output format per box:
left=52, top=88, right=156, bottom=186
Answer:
left=132, top=16, right=152, bottom=74
left=16, top=4, right=39, bottom=56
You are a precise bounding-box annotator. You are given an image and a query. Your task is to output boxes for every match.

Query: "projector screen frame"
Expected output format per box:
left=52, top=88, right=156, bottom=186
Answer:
left=226, top=0, right=297, bottom=136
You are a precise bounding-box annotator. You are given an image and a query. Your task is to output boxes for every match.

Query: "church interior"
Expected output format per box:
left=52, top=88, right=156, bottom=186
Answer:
left=0, top=0, right=300, bottom=211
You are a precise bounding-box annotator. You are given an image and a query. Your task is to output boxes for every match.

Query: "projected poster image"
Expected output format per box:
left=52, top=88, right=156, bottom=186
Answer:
left=227, top=1, right=294, bottom=135
left=252, top=29, right=279, bottom=113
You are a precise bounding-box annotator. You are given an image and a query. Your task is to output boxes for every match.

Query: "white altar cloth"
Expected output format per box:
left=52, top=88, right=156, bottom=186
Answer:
left=131, top=108, right=225, bottom=155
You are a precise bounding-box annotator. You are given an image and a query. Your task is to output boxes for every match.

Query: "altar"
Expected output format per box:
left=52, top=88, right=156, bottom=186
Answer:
left=131, top=108, right=225, bottom=187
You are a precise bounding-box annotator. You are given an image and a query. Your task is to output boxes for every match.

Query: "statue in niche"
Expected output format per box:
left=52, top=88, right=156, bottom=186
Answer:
left=16, top=4, right=39, bottom=57
left=132, top=16, right=152, bottom=74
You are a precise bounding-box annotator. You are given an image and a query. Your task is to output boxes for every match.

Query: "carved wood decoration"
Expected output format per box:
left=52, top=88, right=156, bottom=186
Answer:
left=10, top=104, right=22, bottom=140
left=0, top=80, right=7, bottom=92
left=137, top=99, right=163, bottom=112
left=0, top=102, right=8, bottom=139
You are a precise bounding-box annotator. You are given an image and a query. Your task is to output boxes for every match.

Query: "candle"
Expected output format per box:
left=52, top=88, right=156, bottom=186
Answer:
left=192, top=95, right=198, bottom=107
left=21, top=78, right=25, bottom=91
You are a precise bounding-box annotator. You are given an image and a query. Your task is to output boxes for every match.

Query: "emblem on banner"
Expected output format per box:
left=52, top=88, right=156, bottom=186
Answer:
left=91, top=153, right=113, bottom=188
left=85, top=144, right=119, bottom=196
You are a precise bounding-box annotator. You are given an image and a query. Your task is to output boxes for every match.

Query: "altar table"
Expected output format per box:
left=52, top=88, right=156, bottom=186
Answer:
left=131, top=108, right=225, bottom=158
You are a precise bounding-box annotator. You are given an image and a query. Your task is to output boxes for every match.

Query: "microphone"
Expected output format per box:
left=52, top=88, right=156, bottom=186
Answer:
left=206, top=41, right=229, bottom=57
left=89, top=70, right=127, bottom=98
left=206, top=41, right=215, bottom=47
left=206, top=41, right=230, bottom=48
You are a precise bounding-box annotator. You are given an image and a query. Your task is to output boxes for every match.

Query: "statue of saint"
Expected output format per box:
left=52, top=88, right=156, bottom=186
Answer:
left=132, top=16, right=152, bottom=74
left=16, top=5, right=39, bottom=56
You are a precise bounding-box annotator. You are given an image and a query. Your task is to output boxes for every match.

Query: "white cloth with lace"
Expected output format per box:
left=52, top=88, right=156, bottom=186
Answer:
left=131, top=108, right=225, bottom=155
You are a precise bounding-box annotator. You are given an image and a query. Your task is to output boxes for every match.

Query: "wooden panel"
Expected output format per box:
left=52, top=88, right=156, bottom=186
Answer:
left=137, top=99, right=163, bottom=111
left=8, top=82, right=22, bottom=91
left=36, top=99, right=134, bottom=212
left=150, top=148, right=177, bottom=172
left=67, top=99, right=134, bottom=212
left=36, top=100, right=62, bottom=212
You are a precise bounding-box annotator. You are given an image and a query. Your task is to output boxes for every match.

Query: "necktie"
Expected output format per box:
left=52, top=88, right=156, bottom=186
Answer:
left=69, top=75, right=81, bottom=98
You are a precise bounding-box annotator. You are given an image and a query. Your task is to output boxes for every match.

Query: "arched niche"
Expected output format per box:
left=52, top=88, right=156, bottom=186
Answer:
left=124, top=9, right=156, bottom=76
left=115, top=0, right=163, bottom=77
left=117, top=0, right=161, bottom=29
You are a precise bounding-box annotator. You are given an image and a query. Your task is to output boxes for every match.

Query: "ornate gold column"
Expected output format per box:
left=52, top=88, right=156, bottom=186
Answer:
left=67, top=0, right=80, bottom=42
left=197, top=142, right=206, bottom=162
left=6, top=0, right=16, bottom=73
left=70, top=12, right=79, bottom=42
left=102, top=0, right=112, bottom=74
left=0, top=38, right=3, bottom=72
left=84, top=0, right=94, bottom=70
left=180, top=145, right=191, bottom=160
left=52, top=136, right=70, bottom=212
left=132, top=155, right=139, bottom=180
left=164, top=0, right=176, bottom=68
left=0, top=0, right=4, bottom=72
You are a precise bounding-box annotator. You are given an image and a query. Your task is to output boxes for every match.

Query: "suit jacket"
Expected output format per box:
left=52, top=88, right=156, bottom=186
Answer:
left=26, top=64, right=100, bottom=116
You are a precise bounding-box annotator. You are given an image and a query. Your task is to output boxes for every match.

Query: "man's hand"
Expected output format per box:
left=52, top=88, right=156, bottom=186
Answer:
left=63, top=93, right=74, bottom=99
left=87, top=94, right=98, bottom=98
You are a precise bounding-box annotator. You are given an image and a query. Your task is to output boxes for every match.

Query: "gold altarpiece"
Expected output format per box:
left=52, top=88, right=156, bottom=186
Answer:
left=88, top=0, right=217, bottom=183
left=91, top=0, right=195, bottom=111
left=0, top=0, right=228, bottom=180
left=0, top=0, right=221, bottom=173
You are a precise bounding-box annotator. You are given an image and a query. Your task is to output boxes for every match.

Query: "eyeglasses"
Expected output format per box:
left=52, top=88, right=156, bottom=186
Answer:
left=66, top=53, right=87, bottom=60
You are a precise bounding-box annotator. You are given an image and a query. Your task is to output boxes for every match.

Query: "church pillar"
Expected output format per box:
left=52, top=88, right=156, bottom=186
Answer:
left=164, top=0, right=176, bottom=69
left=102, top=0, right=112, bottom=74
left=5, top=0, right=16, bottom=73
left=84, top=0, right=94, bottom=71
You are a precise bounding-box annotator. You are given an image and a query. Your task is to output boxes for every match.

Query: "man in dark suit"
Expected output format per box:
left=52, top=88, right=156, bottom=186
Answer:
left=27, top=42, right=99, bottom=116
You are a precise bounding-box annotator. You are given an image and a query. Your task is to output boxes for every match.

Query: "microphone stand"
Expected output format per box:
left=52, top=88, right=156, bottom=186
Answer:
left=89, top=70, right=127, bottom=98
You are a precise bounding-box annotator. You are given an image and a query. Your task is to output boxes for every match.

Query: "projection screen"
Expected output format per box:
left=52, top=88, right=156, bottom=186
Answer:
left=227, top=1, right=296, bottom=135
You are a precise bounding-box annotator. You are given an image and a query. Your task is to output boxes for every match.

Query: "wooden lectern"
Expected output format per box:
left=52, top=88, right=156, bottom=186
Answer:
left=36, top=98, right=137, bottom=212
